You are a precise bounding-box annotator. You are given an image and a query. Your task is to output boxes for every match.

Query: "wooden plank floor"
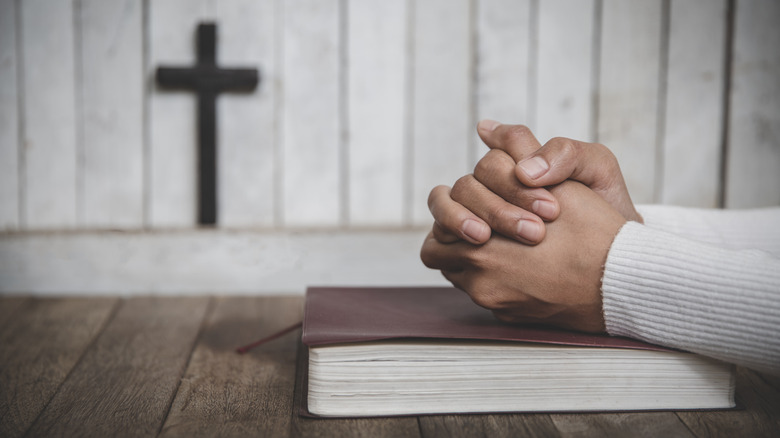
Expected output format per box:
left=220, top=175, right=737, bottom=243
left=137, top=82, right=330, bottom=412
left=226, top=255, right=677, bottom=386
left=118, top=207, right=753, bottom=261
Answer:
left=1, top=296, right=778, bottom=438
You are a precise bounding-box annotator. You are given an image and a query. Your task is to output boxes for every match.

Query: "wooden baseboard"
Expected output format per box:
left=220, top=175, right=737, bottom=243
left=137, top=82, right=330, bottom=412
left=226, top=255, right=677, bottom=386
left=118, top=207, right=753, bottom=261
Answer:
left=0, top=229, right=447, bottom=295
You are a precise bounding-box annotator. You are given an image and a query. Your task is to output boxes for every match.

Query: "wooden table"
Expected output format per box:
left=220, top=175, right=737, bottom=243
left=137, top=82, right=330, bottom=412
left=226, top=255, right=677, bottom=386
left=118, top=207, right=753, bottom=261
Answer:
left=1, top=296, right=778, bottom=437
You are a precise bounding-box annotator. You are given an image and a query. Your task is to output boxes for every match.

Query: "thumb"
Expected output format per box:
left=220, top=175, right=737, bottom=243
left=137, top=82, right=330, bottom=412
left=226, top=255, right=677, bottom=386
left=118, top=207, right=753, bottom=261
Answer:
left=476, top=120, right=542, bottom=162
left=515, top=138, right=642, bottom=222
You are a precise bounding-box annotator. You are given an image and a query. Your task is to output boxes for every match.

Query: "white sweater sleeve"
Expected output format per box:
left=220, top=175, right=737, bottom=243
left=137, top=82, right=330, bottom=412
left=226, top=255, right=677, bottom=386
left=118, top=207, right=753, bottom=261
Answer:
left=601, top=221, right=780, bottom=375
left=636, top=205, right=780, bottom=256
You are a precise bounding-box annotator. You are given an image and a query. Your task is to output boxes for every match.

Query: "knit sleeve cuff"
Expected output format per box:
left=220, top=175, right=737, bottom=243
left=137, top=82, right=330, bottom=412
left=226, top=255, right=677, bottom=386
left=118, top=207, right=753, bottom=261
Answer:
left=601, top=221, right=780, bottom=374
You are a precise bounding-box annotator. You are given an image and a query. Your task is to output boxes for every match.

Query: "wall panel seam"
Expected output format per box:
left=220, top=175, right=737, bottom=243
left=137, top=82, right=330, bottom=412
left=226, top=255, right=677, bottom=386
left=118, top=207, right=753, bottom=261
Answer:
left=528, top=0, right=539, bottom=132
left=402, top=0, right=415, bottom=227
left=718, top=0, right=735, bottom=209
left=15, top=0, right=26, bottom=229
left=654, top=0, right=671, bottom=204
left=74, top=0, right=85, bottom=227
left=274, top=0, right=285, bottom=227
left=339, top=0, right=349, bottom=226
left=142, top=0, right=151, bottom=229
left=590, top=0, right=603, bottom=143
left=467, top=0, right=477, bottom=167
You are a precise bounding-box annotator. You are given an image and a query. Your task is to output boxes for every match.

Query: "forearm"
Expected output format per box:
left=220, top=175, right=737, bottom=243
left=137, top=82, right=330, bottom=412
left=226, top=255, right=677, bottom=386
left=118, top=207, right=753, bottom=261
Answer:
left=637, top=205, right=780, bottom=257
left=601, top=222, right=780, bottom=375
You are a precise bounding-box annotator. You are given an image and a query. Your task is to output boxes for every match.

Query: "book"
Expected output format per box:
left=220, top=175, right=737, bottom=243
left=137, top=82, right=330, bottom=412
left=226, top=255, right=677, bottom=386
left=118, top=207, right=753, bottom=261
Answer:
left=302, top=286, right=736, bottom=417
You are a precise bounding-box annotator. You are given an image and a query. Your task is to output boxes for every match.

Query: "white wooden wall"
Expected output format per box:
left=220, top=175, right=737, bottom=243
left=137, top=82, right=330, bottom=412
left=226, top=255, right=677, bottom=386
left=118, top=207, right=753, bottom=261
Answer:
left=1, top=0, right=779, bottom=294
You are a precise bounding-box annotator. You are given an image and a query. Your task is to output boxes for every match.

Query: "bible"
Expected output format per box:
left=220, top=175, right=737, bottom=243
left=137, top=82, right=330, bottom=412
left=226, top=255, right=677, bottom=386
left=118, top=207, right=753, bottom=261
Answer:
left=301, top=286, right=736, bottom=417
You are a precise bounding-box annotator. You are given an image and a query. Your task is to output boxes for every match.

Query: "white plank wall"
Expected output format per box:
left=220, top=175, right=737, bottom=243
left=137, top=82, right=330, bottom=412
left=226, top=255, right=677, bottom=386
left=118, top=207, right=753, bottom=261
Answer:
left=347, top=0, right=408, bottom=226
left=725, top=0, right=780, bottom=208
left=411, top=0, right=472, bottom=224
left=0, top=0, right=19, bottom=231
left=660, top=0, right=726, bottom=208
left=21, top=0, right=79, bottom=229
left=2, top=0, right=780, bottom=294
left=80, top=0, right=145, bottom=227
left=149, top=0, right=214, bottom=228
left=217, top=0, right=277, bottom=228
left=598, top=0, right=664, bottom=204
left=475, top=0, right=532, bottom=150
left=535, top=0, right=596, bottom=144
left=282, top=0, right=342, bottom=227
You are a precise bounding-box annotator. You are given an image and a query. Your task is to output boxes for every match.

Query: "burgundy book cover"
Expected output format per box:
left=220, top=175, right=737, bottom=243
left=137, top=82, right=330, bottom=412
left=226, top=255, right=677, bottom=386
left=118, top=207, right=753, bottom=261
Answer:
left=302, top=286, right=670, bottom=352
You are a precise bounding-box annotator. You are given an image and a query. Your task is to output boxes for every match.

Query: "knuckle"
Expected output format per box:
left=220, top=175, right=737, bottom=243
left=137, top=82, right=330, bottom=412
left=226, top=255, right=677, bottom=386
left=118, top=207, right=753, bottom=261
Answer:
left=509, top=185, right=535, bottom=207
left=463, top=246, right=493, bottom=270
left=420, top=251, right=436, bottom=269
left=419, top=241, right=441, bottom=269
left=550, top=137, right=579, bottom=158
left=473, top=151, right=501, bottom=180
left=427, top=185, right=450, bottom=209
left=419, top=237, right=433, bottom=263
left=500, top=125, right=533, bottom=144
left=596, top=143, right=619, bottom=166
left=485, top=205, right=520, bottom=226
left=450, top=174, right=476, bottom=202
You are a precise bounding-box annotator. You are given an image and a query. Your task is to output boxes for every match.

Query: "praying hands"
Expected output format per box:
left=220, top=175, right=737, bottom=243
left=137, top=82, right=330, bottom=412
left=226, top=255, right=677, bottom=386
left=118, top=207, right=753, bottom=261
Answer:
left=420, top=120, right=780, bottom=375
left=420, top=121, right=635, bottom=332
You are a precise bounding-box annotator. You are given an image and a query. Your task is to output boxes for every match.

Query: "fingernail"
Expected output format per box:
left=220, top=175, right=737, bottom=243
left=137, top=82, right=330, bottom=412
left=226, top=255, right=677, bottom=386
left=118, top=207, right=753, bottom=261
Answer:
left=517, top=156, right=549, bottom=180
left=516, top=219, right=543, bottom=242
left=462, top=219, right=488, bottom=243
left=532, top=200, right=557, bottom=219
left=478, top=119, right=501, bottom=132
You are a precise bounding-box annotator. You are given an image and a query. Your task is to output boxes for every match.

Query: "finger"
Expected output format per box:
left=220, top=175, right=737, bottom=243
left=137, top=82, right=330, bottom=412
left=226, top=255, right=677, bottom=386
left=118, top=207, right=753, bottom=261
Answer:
left=514, top=137, right=615, bottom=188
left=473, top=149, right=560, bottom=221
left=476, top=120, right=542, bottom=163
left=428, top=185, right=491, bottom=244
left=431, top=222, right=459, bottom=244
left=514, top=137, right=639, bottom=221
left=420, top=231, right=468, bottom=271
left=450, top=174, right=546, bottom=245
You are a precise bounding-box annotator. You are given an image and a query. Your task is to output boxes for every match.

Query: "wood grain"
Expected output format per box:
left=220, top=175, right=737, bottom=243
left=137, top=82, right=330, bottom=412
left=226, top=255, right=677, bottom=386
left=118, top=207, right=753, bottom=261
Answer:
left=724, top=0, right=780, bottom=208
left=25, top=297, right=209, bottom=437
left=550, top=412, right=694, bottom=438
left=217, top=0, right=277, bottom=228
left=1, top=297, right=779, bottom=437
left=420, top=414, right=560, bottom=438
left=0, top=297, right=118, bottom=438
left=159, top=296, right=303, bottom=437
left=80, top=0, right=145, bottom=227
left=20, top=0, right=78, bottom=229
left=676, top=367, right=780, bottom=438
left=0, top=0, right=19, bottom=230
left=0, top=296, right=30, bottom=331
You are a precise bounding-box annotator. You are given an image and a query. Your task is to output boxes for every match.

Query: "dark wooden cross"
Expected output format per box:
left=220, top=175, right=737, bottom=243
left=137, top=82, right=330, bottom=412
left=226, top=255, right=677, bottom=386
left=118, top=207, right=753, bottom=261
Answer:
left=156, top=23, right=259, bottom=225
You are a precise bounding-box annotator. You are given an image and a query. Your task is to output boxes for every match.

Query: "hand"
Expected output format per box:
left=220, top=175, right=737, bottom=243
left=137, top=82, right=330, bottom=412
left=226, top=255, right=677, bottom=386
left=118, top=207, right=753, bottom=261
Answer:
left=421, top=181, right=627, bottom=333
left=429, top=121, right=642, bottom=246
left=429, top=123, right=558, bottom=245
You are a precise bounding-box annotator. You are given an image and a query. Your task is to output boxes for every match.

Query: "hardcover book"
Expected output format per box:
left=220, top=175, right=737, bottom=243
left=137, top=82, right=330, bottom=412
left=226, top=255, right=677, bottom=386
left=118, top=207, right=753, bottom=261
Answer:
left=302, top=286, right=736, bottom=417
